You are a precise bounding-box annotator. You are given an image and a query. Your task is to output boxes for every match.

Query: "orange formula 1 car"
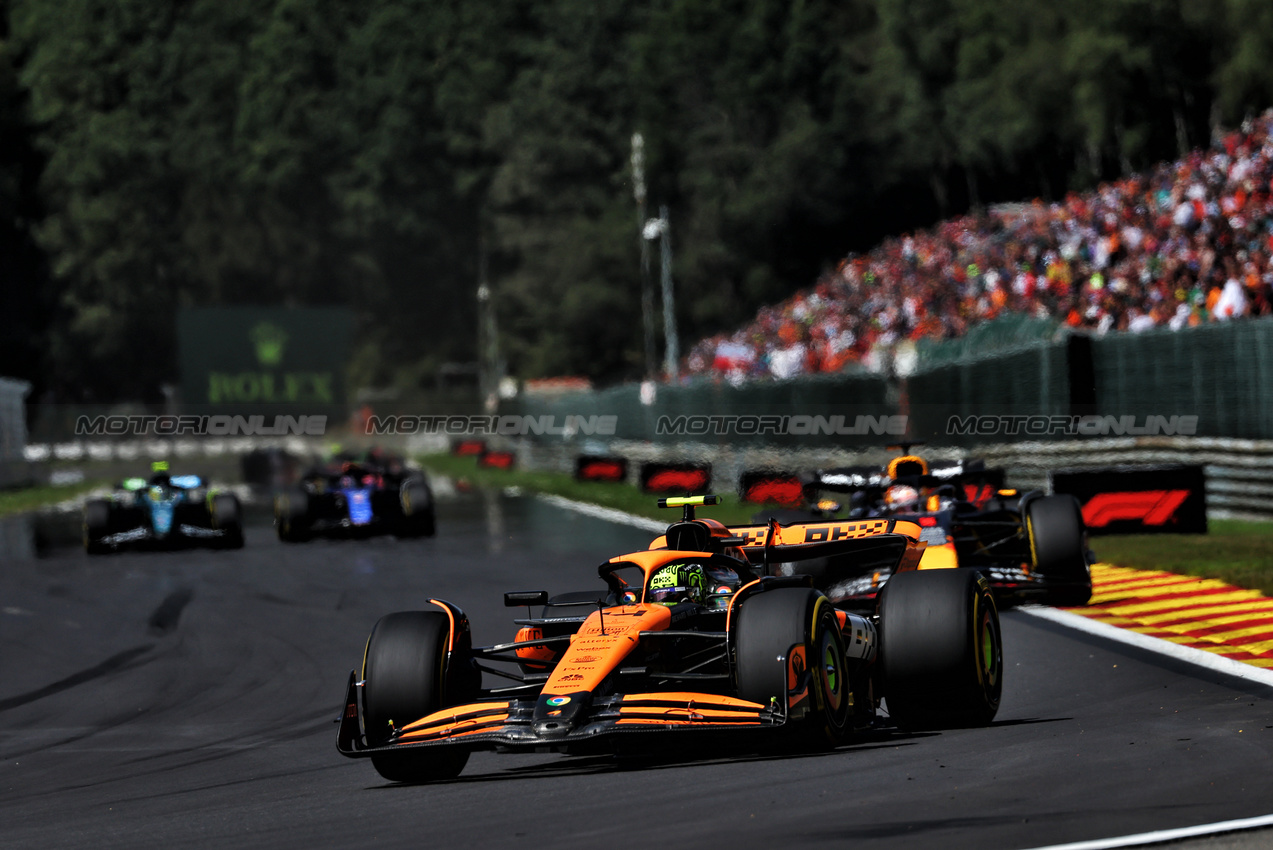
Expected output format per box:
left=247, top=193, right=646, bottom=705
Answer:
left=336, top=495, right=1004, bottom=782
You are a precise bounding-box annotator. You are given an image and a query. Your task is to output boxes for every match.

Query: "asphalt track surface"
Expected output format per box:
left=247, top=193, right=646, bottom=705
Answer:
left=3, top=490, right=1273, bottom=850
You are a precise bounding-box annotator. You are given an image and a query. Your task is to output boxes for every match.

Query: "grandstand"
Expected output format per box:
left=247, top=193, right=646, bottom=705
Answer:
left=686, top=111, right=1273, bottom=383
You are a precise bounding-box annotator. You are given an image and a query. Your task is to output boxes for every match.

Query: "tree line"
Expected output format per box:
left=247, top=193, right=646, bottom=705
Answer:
left=0, top=0, right=1269, bottom=401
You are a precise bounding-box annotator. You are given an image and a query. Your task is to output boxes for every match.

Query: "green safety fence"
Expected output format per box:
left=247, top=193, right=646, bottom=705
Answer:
left=1091, top=318, right=1273, bottom=440
left=505, top=316, right=1273, bottom=446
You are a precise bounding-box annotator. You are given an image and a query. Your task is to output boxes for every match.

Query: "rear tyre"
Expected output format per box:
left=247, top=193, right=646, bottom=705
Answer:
left=84, top=499, right=113, bottom=555
left=734, top=587, right=851, bottom=747
left=210, top=493, right=245, bottom=549
left=275, top=489, right=311, bottom=543
left=879, top=569, right=1002, bottom=731
left=1027, top=495, right=1091, bottom=607
left=363, top=611, right=472, bottom=782
left=396, top=478, right=436, bottom=538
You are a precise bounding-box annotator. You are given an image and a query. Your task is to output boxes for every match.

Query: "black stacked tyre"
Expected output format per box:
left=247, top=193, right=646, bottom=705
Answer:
left=1026, top=495, right=1091, bottom=607
left=734, top=587, right=851, bottom=747
left=879, top=569, right=1002, bottom=731
left=362, top=611, right=476, bottom=782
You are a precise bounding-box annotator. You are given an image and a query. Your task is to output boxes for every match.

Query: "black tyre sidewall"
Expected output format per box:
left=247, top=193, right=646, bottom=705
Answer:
left=397, top=479, right=435, bottom=537
left=1027, top=495, right=1092, bottom=606
left=879, top=569, right=1002, bottom=730
left=734, top=587, right=850, bottom=745
left=362, top=611, right=470, bottom=782
left=275, top=489, right=310, bottom=542
left=211, top=494, right=245, bottom=548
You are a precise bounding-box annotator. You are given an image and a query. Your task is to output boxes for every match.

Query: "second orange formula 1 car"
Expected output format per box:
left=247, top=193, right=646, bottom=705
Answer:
left=336, top=495, right=1004, bottom=782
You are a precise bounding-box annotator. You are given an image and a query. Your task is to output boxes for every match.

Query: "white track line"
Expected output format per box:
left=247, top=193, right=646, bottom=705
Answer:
left=533, top=494, right=666, bottom=533
left=1023, top=812, right=1273, bottom=849
left=1021, top=606, right=1273, bottom=688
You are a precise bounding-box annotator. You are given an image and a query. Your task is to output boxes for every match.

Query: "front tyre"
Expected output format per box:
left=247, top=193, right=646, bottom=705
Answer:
left=879, top=569, right=1002, bottom=731
left=734, top=587, right=851, bottom=747
left=362, top=611, right=471, bottom=782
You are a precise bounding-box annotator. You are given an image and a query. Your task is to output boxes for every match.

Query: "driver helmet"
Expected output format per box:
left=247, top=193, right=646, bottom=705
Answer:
left=883, top=483, right=921, bottom=513
left=647, top=562, right=707, bottom=606
left=702, top=565, right=742, bottom=610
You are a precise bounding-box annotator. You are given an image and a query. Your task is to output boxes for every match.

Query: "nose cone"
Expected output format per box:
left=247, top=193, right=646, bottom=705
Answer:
left=532, top=692, right=590, bottom=738
left=151, top=502, right=175, bottom=537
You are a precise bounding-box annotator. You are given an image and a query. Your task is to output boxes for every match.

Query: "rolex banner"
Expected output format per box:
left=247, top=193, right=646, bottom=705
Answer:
left=178, top=308, right=353, bottom=418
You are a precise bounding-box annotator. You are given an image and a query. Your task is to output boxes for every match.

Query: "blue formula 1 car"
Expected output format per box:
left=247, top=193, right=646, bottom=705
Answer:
left=273, top=454, right=435, bottom=542
left=83, top=462, right=245, bottom=554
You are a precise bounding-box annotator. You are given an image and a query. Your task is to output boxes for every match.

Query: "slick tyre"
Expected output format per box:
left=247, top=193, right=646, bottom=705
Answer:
left=84, top=499, right=113, bottom=555
left=362, top=611, right=471, bottom=783
left=397, top=478, right=436, bottom=538
left=1027, top=495, right=1091, bottom=607
left=879, top=569, right=1002, bottom=731
left=275, top=489, right=311, bottom=543
left=734, top=588, right=851, bottom=747
left=210, top=494, right=245, bottom=549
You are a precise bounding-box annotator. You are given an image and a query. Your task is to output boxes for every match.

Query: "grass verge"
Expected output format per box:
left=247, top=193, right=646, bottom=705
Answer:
left=0, top=479, right=105, bottom=518
left=1091, top=520, right=1273, bottom=597
left=422, top=454, right=1273, bottom=596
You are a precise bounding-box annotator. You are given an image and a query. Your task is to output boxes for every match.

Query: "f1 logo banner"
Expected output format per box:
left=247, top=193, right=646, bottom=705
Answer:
left=1050, top=465, right=1206, bottom=535
left=639, top=462, right=712, bottom=495
left=478, top=450, right=516, bottom=470
left=738, top=470, right=805, bottom=506
left=575, top=456, right=628, bottom=483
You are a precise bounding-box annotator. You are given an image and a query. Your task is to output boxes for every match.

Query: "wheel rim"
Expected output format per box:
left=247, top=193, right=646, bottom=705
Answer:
left=822, top=641, right=843, bottom=712
left=976, top=598, right=1001, bottom=693
left=815, top=616, right=847, bottom=719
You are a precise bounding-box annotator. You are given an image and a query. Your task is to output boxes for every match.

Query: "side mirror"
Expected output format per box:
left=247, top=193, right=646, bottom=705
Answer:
left=504, top=591, right=548, bottom=608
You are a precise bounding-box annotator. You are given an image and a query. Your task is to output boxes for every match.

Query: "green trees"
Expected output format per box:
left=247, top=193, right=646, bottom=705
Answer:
left=2, top=0, right=1269, bottom=398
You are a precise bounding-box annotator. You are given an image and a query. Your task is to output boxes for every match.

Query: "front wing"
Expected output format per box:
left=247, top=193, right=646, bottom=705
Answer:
left=95, top=522, right=233, bottom=549
left=336, top=673, right=785, bottom=757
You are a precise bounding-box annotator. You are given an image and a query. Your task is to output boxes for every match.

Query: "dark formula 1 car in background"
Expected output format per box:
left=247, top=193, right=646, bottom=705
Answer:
left=274, top=451, right=435, bottom=541
left=746, top=450, right=1091, bottom=607
left=84, top=462, right=244, bottom=554
left=337, top=495, right=1004, bottom=783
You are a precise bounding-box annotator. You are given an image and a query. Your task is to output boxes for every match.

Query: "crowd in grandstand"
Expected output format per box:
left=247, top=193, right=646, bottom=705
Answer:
left=685, top=111, right=1273, bottom=382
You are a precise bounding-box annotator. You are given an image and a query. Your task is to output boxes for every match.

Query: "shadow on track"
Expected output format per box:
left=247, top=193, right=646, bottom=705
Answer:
left=362, top=728, right=948, bottom=788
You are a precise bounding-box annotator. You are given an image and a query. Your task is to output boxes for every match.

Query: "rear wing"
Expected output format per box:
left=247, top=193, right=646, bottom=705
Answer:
left=729, top=517, right=920, bottom=552
left=729, top=518, right=925, bottom=602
